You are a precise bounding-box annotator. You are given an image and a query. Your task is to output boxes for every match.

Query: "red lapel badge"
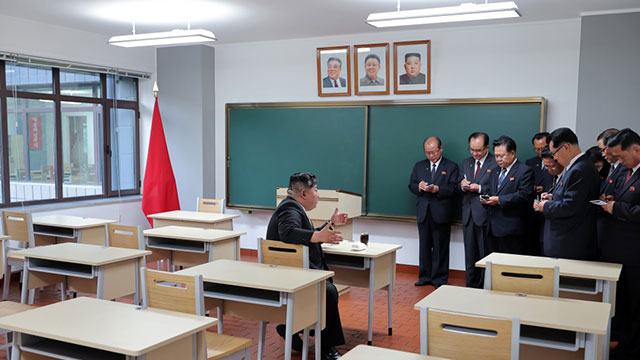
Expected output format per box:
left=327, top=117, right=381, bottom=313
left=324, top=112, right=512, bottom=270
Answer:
left=509, top=177, right=515, bottom=181
left=441, top=171, right=447, bottom=175
left=631, top=186, right=636, bottom=192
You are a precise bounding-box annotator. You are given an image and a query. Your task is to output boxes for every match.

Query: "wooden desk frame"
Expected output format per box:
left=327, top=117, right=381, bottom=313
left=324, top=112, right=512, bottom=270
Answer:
left=32, top=215, right=116, bottom=247
left=148, top=210, right=238, bottom=231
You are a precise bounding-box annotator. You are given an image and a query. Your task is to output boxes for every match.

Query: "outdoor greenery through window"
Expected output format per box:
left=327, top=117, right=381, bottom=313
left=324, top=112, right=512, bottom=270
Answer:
left=0, top=60, right=141, bottom=206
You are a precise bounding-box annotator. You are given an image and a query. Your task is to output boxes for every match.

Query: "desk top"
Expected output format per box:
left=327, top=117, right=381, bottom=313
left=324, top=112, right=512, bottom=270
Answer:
left=476, top=252, right=622, bottom=281
left=0, top=301, right=35, bottom=318
left=0, top=297, right=215, bottom=356
left=143, top=226, right=245, bottom=242
left=13, top=243, right=151, bottom=266
left=0, top=235, right=10, bottom=241
left=414, top=285, right=610, bottom=335
left=322, top=241, right=402, bottom=258
left=177, top=259, right=333, bottom=293
left=148, top=210, right=239, bottom=223
left=33, top=215, right=117, bottom=229
left=342, top=345, right=447, bottom=359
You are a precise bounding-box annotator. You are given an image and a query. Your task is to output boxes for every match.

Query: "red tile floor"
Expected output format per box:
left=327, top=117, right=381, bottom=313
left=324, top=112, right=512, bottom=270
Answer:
left=0, top=255, right=465, bottom=360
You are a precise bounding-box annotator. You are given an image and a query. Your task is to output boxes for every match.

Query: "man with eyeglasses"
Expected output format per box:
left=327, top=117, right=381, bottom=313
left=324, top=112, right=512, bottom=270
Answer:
left=533, top=127, right=599, bottom=260
left=459, top=132, right=495, bottom=288
left=409, top=137, right=459, bottom=288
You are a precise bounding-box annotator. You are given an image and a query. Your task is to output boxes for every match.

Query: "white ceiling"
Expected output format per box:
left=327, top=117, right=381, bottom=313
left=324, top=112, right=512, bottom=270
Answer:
left=1, top=0, right=639, bottom=44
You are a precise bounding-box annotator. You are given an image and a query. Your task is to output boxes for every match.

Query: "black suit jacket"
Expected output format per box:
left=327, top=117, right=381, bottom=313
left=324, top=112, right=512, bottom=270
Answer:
left=322, top=76, right=347, bottom=88
left=600, top=162, right=626, bottom=195
left=460, top=155, right=496, bottom=227
left=542, top=155, right=600, bottom=260
left=602, top=168, right=640, bottom=265
left=485, top=160, right=534, bottom=237
left=266, top=196, right=328, bottom=271
left=409, top=157, right=460, bottom=224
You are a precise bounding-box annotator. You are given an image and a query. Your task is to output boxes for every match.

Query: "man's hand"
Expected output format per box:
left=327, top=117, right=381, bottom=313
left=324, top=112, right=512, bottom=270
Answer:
left=600, top=194, right=615, bottom=202
left=533, top=199, right=544, bottom=212
left=461, top=178, right=471, bottom=191
left=480, top=196, right=500, bottom=206
left=468, top=183, right=480, bottom=193
left=540, top=192, right=553, bottom=201
left=535, top=185, right=544, bottom=194
left=426, top=184, right=439, bottom=193
left=419, top=181, right=429, bottom=191
left=602, top=201, right=615, bottom=214
left=311, top=220, right=343, bottom=244
left=330, top=207, right=348, bottom=226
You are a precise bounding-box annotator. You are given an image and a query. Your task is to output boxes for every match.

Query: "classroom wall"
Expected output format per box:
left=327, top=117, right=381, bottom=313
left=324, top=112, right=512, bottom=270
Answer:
left=576, top=11, right=640, bottom=144
left=213, top=19, right=582, bottom=268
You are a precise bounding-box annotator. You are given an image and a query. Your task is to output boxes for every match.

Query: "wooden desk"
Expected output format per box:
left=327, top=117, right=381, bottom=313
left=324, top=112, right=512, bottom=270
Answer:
left=177, top=259, right=333, bottom=360
left=14, top=243, right=150, bottom=304
left=342, top=345, right=448, bottom=360
left=33, top=215, right=116, bottom=246
left=476, top=252, right=622, bottom=360
left=0, top=296, right=215, bottom=360
left=414, top=286, right=611, bottom=360
left=321, top=241, right=402, bottom=345
left=148, top=210, right=239, bottom=230
left=143, top=226, right=245, bottom=268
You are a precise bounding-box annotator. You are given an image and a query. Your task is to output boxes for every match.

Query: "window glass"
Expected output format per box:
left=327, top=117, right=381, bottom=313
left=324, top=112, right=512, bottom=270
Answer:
left=5, top=63, right=53, bottom=94
left=110, top=108, right=137, bottom=191
left=60, top=70, right=101, bottom=98
left=7, top=98, right=56, bottom=202
left=107, top=75, right=137, bottom=101
left=61, top=101, right=104, bottom=198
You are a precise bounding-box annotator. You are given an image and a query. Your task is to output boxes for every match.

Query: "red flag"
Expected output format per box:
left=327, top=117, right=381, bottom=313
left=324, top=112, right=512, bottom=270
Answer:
left=141, top=98, right=180, bottom=225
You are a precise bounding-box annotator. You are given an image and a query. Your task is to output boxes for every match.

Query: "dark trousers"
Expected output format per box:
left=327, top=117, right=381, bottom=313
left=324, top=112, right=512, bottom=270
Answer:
left=462, top=219, right=489, bottom=288
left=489, top=232, right=525, bottom=255
left=322, top=280, right=345, bottom=348
left=611, top=265, right=640, bottom=360
left=417, top=211, right=451, bottom=287
left=525, top=211, right=543, bottom=256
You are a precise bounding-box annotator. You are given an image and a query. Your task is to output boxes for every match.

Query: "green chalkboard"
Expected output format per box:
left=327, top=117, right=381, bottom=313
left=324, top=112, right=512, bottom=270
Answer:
left=227, top=106, right=366, bottom=209
left=366, top=103, right=542, bottom=218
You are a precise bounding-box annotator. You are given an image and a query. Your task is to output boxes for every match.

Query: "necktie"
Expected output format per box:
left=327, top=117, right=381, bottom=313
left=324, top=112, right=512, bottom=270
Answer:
left=431, top=164, right=437, bottom=178
left=474, top=160, right=481, bottom=180
left=497, top=168, right=507, bottom=188
left=623, top=169, right=633, bottom=186
left=608, top=164, right=615, bottom=179
left=552, top=175, right=558, bottom=188
left=333, top=79, right=338, bottom=88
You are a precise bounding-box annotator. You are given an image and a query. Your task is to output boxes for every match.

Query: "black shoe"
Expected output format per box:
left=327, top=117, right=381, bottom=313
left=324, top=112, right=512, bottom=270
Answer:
left=275, top=324, right=303, bottom=352
left=414, top=280, right=431, bottom=286
left=321, top=346, right=341, bottom=360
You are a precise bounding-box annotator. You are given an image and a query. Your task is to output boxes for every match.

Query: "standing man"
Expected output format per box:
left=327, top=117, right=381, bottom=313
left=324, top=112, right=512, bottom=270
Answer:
left=266, top=172, right=346, bottom=360
left=534, top=128, right=599, bottom=260
left=409, top=137, right=459, bottom=288
left=322, top=57, right=347, bottom=88
left=596, top=128, right=624, bottom=258
left=460, top=132, right=495, bottom=288
left=536, top=146, right=565, bottom=244
left=525, top=132, right=552, bottom=194
left=601, top=129, right=640, bottom=360
left=525, top=132, right=551, bottom=256
left=481, top=136, right=534, bottom=254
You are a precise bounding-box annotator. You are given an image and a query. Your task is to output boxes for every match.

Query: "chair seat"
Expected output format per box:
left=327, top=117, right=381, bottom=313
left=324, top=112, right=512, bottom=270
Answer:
left=206, top=332, right=252, bottom=360
left=6, top=251, right=25, bottom=263
left=0, top=301, right=34, bottom=318
left=335, top=283, right=351, bottom=296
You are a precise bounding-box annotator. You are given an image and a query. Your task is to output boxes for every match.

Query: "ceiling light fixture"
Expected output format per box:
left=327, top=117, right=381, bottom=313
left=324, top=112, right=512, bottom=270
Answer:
left=366, top=1, right=521, bottom=28
left=109, top=21, right=216, bottom=48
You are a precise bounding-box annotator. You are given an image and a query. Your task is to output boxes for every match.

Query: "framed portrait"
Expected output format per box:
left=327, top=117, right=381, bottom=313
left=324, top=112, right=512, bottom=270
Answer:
left=394, top=40, right=431, bottom=94
left=316, top=46, right=351, bottom=97
left=354, top=43, right=390, bottom=96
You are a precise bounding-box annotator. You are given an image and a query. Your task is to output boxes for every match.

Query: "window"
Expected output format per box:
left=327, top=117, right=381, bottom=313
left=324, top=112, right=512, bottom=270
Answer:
left=0, top=60, right=141, bottom=206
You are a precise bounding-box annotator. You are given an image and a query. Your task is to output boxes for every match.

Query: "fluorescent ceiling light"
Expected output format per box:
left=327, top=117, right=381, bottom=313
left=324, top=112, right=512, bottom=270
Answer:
left=367, top=1, right=521, bottom=28
left=109, top=29, right=216, bottom=48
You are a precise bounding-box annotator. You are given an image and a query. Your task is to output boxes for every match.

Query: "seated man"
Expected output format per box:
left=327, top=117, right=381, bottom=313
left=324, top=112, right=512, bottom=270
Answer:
left=266, top=172, right=347, bottom=360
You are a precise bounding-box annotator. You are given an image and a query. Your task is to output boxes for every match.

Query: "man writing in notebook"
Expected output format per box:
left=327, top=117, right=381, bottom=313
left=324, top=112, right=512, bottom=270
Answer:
left=266, top=172, right=347, bottom=360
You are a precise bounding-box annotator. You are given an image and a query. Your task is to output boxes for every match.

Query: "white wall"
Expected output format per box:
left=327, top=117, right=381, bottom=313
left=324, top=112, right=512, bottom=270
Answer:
left=213, top=19, right=582, bottom=268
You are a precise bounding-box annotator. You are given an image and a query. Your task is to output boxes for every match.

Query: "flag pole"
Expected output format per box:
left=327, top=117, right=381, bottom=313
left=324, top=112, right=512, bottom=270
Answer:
left=153, top=81, right=159, bottom=98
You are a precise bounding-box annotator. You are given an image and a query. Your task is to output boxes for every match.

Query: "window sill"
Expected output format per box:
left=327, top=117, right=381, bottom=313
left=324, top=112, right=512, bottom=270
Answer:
left=2, top=195, right=142, bottom=213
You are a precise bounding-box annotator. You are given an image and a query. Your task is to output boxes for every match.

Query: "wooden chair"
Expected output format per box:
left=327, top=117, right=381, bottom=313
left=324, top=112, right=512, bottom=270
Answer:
left=426, top=308, right=519, bottom=360
left=108, top=223, right=168, bottom=270
left=196, top=197, right=224, bottom=213
left=141, top=268, right=252, bottom=360
left=1, top=211, right=35, bottom=302
left=0, top=301, right=35, bottom=359
left=484, top=261, right=560, bottom=297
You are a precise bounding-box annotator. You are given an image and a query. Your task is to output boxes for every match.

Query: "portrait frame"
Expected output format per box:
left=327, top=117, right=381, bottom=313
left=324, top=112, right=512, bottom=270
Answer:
left=394, top=40, right=431, bottom=94
left=354, top=43, right=390, bottom=96
left=316, top=45, right=351, bottom=97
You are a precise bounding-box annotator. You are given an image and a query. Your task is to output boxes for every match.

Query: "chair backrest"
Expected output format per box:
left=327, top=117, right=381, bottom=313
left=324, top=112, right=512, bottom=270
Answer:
left=141, top=268, right=204, bottom=316
left=484, top=261, right=560, bottom=297
left=2, top=211, right=34, bottom=246
left=427, top=308, right=519, bottom=360
left=257, top=238, right=309, bottom=269
left=107, top=223, right=143, bottom=249
left=196, top=197, right=223, bottom=213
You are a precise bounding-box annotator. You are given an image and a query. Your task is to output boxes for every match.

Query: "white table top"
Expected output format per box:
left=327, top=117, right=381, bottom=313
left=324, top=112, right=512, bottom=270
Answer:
left=342, top=345, right=447, bottom=360
left=148, top=210, right=239, bottom=223
left=176, top=259, right=333, bottom=293
left=322, top=241, right=402, bottom=258
left=0, top=297, right=216, bottom=356
left=13, top=243, right=151, bottom=266
left=414, top=285, right=610, bottom=335
left=143, top=226, right=245, bottom=242
left=476, top=252, right=622, bottom=281
left=0, top=235, right=10, bottom=241
left=33, top=215, right=117, bottom=229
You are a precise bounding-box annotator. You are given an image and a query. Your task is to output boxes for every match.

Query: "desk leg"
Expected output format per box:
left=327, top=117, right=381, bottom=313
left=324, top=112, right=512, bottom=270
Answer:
left=97, top=266, right=105, bottom=299
left=388, top=254, right=394, bottom=336
left=420, top=308, right=427, bottom=355
left=367, top=260, right=375, bottom=345
left=134, top=258, right=141, bottom=305
left=284, top=294, right=295, bottom=360
left=258, top=321, right=266, bottom=360
left=20, top=260, right=30, bottom=304
left=61, top=278, right=67, bottom=301
left=10, top=332, right=20, bottom=360
left=207, top=244, right=214, bottom=263
left=217, top=304, right=224, bottom=334
left=302, top=328, right=309, bottom=360
left=316, top=282, right=322, bottom=360
left=585, top=333, right=597, bottom=360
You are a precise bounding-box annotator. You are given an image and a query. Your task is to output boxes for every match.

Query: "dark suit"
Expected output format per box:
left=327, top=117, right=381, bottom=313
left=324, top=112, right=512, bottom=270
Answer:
left=409, top=157, right=460, bottom=286
left=399, top=72, right=426, bottom=85
left=525, top=156, right=551, bottom=256
left=542, top=154, right=600, bottom=260
left=485, top=160, right=534, bottom=254
left=597, top=162, right=627, bottom=258
left=322, top=76, right=346, bottom=88
left=266, top=196, right=345, bottom=348
left=602, top=168, right=640, bottom=359
left=460, top=154, right=495, bottom=288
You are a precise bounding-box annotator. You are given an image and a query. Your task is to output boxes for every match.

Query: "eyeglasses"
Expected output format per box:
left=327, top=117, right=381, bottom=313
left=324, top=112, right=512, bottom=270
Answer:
left=551, top=144, right=565, bottom=156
